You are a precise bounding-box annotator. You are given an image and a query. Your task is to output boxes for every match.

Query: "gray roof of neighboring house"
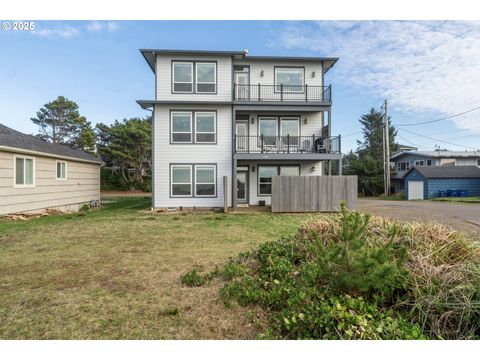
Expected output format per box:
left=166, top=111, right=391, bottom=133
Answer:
left=0, top=123, right=101, bottom=163
left=391, top=150, right=480, bottom=160
left=139, top=48, right=339, bottom=74
left=406, top=165, right=480, bottom=179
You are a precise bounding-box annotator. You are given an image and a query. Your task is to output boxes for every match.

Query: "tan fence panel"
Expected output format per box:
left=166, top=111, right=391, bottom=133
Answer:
left=271, top=176, right=357, bottom=212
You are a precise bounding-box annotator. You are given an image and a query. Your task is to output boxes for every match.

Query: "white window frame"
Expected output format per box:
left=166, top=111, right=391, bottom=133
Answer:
left=56, top=160, right=67, bottom=180
left=172, top=62, right=194, bottom=93
left=195, top=62, right=216, bottom=93
left=171, top=111, right=193, bottom=144
left=414, top=160, right=425, bottom=166
left=195, top=112, right=216, bottom=144
left=194, top=165, right=216, bottom=197
left=170, top=165, right=193, bottom=197
left=13, top=155, right=35, bottom=188
left=427, top=159, right=432, bottom=166
left=274, top=67, right=305, bottom=93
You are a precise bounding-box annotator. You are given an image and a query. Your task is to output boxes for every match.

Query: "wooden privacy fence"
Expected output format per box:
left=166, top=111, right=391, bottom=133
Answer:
left=271, top=175, right=358, bottom=212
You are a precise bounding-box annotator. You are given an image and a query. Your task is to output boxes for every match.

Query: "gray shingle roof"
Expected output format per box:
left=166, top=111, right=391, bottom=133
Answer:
left=0, top=123, right=101, bottom=163
left=410, top=165, right=480, bottom=179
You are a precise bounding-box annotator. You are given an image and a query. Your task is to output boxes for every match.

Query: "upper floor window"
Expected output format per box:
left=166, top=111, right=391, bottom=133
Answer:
left=15, top=156, right=34, bottom=187
left=414, top=160, right=425, bottom=166
left=56, top=161, right=67, bottom=180
left=171, top=112, right=193, bottom=143
left=397, top=161, right=410, bottom=172
left=171, top=111, right=216, bottom=144
left=196, top=63, right=216, bottom=93
left=275, top=67, right=304, bottom=93
left=172, top=62, right=193, bottom=93
left=427, top=159, right=432, bottom=166
left=195, top=112, right=216, bottom=143
left=172, top=61, right=216, bottom=94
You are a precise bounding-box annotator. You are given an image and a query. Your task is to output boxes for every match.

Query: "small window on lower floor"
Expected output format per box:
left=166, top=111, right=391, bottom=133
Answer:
left=15, top=156, right=34, bottom=186
left=195, top=165, right=216, bottom=197
left=56, top=161, right=67, bottom=180
left=171, top=165, right=192, bottom=197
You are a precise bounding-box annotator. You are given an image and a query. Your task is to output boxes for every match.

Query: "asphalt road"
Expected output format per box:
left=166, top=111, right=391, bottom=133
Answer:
left=358, top=198, right=480, bottom=236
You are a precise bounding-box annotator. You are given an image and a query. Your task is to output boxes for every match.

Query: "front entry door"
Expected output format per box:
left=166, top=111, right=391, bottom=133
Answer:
left=236, top=170, right=248, bottom=204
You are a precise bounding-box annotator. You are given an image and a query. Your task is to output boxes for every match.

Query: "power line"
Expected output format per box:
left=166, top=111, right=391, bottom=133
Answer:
left=394, top=105, right=480, bottom=127
left=342, top=131, right=362, bottom=138
left=398, top=128, right=479, bottom=150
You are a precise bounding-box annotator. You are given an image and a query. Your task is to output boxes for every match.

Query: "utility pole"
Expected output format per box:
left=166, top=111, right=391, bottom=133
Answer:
left=383, top=99, right=391, bottom=196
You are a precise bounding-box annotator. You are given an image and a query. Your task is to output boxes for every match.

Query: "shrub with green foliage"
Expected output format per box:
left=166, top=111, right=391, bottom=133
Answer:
left=182, top=204, right=480, bottom=339
left=218, top=204, right=422, bottom=339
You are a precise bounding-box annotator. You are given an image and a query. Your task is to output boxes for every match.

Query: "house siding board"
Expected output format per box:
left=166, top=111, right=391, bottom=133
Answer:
left=156, top=54, right=232, bottom=102
left=427, top=179, right=480, bottom=198
left=0, top=150, right=100, bottom=215
left=234, top=60, right=324, bottom=88
left=153, top=104, right=232, bottom=208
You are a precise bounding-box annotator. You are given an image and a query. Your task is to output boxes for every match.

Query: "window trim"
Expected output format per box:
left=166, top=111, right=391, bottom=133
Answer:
left=56, top=160, right=68, bottom=181
left=257, top=165, right=301, bottom=197
left=195, top=62, right=217, bottom=93
left=274, top=66, right=305, bottom=93
left=194, top=111, right=217, bottom=144
left=172, top=62, right=194, bottom=94
left=171, top=60, right=218, bottom=95
left=170, top=110, right=217, bottom=145
left=170, top=164, right=193, bottom=198
left=13, top=155, right=35, bottom=188
left=170, top=111, right=193, bottom=144
left=169, top=163, right=218, bottom=198
left=194, top=165, right=217, bottom=197
left=414, top=160, right=425, bottom=166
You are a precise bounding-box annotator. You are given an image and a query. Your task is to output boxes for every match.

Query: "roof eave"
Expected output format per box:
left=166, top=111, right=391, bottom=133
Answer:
left=0, top=145, right=104, bottom=165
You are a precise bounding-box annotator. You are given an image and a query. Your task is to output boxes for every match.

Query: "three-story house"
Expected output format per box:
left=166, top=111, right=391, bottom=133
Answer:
left=137, top=49, right=341, bottom=209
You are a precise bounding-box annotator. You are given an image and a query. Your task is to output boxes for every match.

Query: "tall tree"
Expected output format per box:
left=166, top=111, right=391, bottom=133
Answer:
left=96, top=117, right=152, bottom=187
left=344, top=108, right=398, bottom=196
left=31, top=96, right=96, bottom=152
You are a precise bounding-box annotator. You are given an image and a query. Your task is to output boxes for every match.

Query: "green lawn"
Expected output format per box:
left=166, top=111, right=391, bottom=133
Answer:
left=0, top=197, right=326, bottom=339
left=432, top=196, right=480, bottom=203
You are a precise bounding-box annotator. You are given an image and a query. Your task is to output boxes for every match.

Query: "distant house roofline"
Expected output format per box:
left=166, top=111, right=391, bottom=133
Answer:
left=391, top=150, right=480, bottom=160
left=404, top=165, right=480, bottom=179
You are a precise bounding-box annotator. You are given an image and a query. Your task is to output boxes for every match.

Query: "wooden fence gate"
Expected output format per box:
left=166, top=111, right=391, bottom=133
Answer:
left=271, top=175, right=357, bottom=212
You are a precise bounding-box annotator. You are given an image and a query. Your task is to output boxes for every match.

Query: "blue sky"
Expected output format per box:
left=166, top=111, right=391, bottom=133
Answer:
left=1, top=20, right=479, bottom=153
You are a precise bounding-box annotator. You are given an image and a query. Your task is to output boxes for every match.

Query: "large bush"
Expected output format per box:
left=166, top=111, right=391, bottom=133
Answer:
left=185, top=205, right=480, bottom=339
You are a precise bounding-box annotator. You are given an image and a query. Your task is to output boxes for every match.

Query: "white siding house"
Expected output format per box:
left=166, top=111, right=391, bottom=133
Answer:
left=137, top=49, right=341, bottom=209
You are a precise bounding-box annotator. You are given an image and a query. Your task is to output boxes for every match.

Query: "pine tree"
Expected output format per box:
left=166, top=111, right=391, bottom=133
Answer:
left=344, top=108, right=398, bottom=195
left=30, top=96, right=96, bottom=152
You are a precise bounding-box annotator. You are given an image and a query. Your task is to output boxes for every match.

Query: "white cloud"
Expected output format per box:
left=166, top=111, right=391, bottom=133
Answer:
left=34, top=25, right=80, bottom=38
left=275, top=21, right=480, bottom=132
left=86, top=21, right=119, bottom=33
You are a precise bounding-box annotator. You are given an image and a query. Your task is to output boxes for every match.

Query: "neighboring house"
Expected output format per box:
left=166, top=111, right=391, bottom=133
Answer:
left=391, top=150, right=480, bottom=194
left=0, top=124, right=102, bottom=215
left=137, top=49, right=341, bottom=208
left=404, top=166, right=480, bottom=200
left=396, top=144, right=418, bottom=153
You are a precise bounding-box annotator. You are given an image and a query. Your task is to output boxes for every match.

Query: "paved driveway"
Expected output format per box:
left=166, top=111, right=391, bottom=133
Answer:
left=358, top=198, right=480, bottom=236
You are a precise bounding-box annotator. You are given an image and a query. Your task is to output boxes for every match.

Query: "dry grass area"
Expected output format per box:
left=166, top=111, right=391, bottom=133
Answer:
left=0, top=197, right=324, bottom=339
